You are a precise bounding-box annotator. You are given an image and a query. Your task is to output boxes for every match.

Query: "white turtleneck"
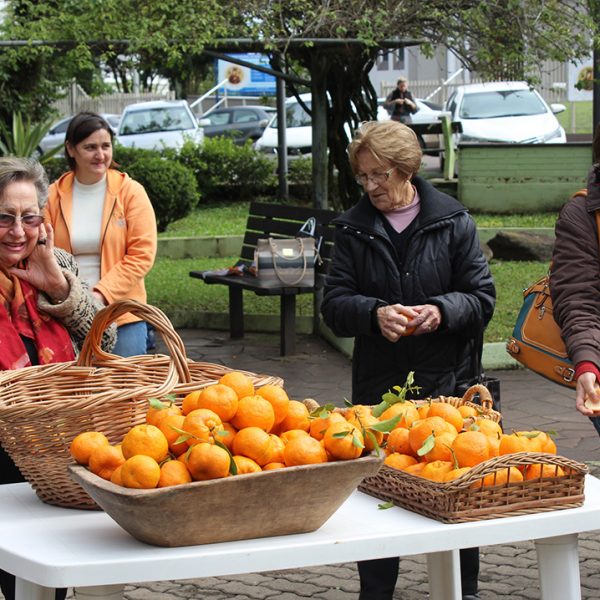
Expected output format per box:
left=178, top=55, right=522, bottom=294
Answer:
left=70, top=175, right=106, bottom=288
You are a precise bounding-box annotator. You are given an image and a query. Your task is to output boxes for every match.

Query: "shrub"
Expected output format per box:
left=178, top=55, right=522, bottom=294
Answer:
left=288, top=157, right=312, bottom=184
left=113, top=144, right=163, bottom=171
left=175, top=137, right=276, bottom=201
left=124, top=156, right=199, bottom=232
left=43, top=156, right=69, bottom=184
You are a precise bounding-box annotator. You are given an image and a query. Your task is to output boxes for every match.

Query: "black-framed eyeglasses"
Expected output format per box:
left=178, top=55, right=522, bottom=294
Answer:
left=0, top=214, right=45, bottom=229
left=355, top=167, right=396, bottom=187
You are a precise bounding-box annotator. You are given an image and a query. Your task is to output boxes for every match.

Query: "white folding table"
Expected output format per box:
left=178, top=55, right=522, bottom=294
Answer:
left=2, top=476, right=600, bottom=600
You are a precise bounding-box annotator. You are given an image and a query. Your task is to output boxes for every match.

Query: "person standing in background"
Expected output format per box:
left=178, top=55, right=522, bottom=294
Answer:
left=45, top=112, right=157, bottom=357
left=385, top=77, right=419, bottom=124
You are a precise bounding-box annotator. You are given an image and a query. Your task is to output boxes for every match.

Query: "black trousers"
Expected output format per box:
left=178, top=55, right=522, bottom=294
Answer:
left=0, top=445, right=68, bottom=600
left=357, top=547, right=479, bottom=599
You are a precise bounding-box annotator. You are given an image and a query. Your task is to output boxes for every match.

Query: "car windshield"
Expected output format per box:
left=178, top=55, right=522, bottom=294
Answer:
left=120, top=107, right=195, bottom=135
left=459, top=89, right=547, bottom=119
left=269, top=101, right=312, bottom=128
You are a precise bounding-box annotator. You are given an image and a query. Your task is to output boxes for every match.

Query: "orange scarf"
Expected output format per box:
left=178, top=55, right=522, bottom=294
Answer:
left=0, top=267, right=75, bottom=370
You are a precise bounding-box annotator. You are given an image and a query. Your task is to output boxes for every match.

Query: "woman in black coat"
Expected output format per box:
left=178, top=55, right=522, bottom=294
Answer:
left=321, top=120, right=495, bottom=600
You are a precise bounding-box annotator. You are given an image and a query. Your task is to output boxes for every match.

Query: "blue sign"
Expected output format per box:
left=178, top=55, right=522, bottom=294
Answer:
left=217, top=53, right=277, bottom=96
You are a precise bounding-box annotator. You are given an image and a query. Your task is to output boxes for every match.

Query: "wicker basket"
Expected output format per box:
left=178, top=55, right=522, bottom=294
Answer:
left=416, top=384, right=502, bottom=426
left=0, top=299, right=282, bottom=509
left=359, top=452, right=588, bottom=523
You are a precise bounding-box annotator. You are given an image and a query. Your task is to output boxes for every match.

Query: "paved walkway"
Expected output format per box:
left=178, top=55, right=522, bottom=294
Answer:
left=78, top=330, right=600, bottom=599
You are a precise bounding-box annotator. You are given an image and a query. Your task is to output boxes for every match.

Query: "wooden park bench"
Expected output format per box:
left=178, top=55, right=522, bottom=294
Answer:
left=189, top=201, right=339, bottom=356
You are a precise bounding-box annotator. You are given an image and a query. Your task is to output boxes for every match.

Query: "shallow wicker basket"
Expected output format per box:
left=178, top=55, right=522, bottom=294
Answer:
left=0, top=300, right=282, bottom=510
left=359, top=452, right=588, bottom=523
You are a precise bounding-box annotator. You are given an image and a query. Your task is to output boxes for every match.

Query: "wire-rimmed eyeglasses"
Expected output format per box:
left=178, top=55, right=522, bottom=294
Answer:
left=0, top=214, right=44, bottom=229
left=354, top=167, right=396, bottom=187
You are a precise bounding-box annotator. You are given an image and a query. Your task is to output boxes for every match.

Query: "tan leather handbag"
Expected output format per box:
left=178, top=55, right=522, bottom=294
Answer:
left=506, top=190, right=596, bottom=388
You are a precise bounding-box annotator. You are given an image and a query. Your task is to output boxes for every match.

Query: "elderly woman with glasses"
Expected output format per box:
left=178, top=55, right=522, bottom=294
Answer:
left=321, top=120, right=495, bottom=600
left=0, top=156, right=116, bottom=600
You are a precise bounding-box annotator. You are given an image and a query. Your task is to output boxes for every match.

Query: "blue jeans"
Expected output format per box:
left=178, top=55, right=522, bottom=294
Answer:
left=590, top=416, right=600, bottom=437
left=112, top=321, right=148, bottom=357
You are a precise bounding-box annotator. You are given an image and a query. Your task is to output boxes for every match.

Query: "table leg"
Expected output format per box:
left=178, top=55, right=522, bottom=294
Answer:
left=427, top=549, right=461, bottom=600
left=535, top=533, right=581, bottom=600
left=73, top=585, right=125, bottom=598
left=14, top=578, right=54, bottom=600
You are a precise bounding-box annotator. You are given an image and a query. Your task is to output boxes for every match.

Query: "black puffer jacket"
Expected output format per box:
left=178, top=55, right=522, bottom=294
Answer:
left=321, top=176, right=495, bottom=404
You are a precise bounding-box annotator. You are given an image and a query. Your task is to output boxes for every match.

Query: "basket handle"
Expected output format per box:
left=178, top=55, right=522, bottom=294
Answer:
left=76, top=299, right=191, bottom=384
left=461, top=384, right=493, bottom=410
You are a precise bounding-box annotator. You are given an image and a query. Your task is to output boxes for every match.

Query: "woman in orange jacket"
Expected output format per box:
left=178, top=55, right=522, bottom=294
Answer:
left=45, top=112, right=157, bottom=356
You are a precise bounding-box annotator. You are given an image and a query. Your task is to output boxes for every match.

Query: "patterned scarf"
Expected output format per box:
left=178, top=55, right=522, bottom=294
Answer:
left=0, top=267, right=75, bottom=370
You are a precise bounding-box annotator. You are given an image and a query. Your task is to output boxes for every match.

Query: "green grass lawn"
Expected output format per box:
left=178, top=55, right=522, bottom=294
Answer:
left=147, top=255, right=547, bottom=344
left=556, top=100, right=593, bottom=134
left=159, top=202, right=560, bottom=237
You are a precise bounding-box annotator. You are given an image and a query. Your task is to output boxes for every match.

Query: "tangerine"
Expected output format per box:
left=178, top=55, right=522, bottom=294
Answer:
left=452, top=430, right=490, bottom=467
left=231, top=395, right=275, bottom=432
left=121, top=455, right=161, bottom=489
left=187, top=442, right=231, bottom=481
left=482, top=467, right=524, bottom=487
left=182, top=408, right=224, bottom=446
left=70, top=431, right=110, bottom=466
left=158, top=413, right=188, bottom=456
left=280, top=429, right=310, bottom=444
left=145, top=398, right=182, bottom=428
left=408, top=416, right=451, bottom=455
left=121, top=424, right=169, bottom=462
left=498, top=432, right=532, bottom=455
left=88, top=444, right=125, bottom=480
left=256, top=384, right=290, bottom=425
left=277, top=400, right=310, bottom=433
left=384, top=453, right=418, bottom=471
left=523, top=463, right=565, bottom=480
left=322, top=421, right=364, bottom=460
left=158, top=459, right=192, bottom=487
left=181, top=389, right=202, bottom=415
left=427, top=402, right=464, bottom=433
left=263, top=462, right=286, bottom=470
left=269, top=434, right=285, bottom=463
left=110, top=464, right=124, bottom=486
left=233, top=455, right=262, bottom=474
left=381, top=403, right=419, bottom=429
left=216, top=422, right=238, bottom=450
left=196, top=384, right=239, bottom=422
left=232, top=426, right=274, bottom=466
left=421, top=460, right=454, bottom=482
left=422, top=430, right=457, bottom=463
left=385, top=427, right=413, bottom=456
left=219, top=371, right=255, bottom=400
left=283, top=435, right=328, bottom=466
left=309, top=411, right=346, bottom=441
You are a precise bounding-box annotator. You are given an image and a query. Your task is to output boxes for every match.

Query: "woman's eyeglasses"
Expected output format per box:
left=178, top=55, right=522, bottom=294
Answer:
left=355, top=167, right=396, bottom=186
left=0, top=214, right=45, bottom=229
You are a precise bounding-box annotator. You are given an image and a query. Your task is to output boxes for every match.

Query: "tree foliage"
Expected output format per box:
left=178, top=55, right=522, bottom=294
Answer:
left=237, top=0, right=595, bottom=208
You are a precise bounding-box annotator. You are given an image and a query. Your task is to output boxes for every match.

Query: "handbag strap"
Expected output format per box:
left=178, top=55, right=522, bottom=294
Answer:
left=269, top=237, right=308, bottom=286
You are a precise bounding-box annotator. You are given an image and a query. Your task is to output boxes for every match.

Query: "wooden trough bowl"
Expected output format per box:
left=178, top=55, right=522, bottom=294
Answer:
left=69, top=454, right=383, bottom=547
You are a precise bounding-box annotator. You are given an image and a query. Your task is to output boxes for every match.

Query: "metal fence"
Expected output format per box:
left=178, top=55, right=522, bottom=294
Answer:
left=52, top=83, right=175, bottom=117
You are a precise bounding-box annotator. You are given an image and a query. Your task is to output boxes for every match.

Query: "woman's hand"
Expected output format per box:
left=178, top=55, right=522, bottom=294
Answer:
left=576, top=372, right=600, bottom=416
left=376, top=304, right=419, bottom=342
left=409, top=304, right=442, bottom=336
left=9, top=223, right=70, bottom=303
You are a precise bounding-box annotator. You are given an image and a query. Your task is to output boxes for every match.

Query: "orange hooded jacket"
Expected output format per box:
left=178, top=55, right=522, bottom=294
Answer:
left=46, top=169, right=157, bottom=327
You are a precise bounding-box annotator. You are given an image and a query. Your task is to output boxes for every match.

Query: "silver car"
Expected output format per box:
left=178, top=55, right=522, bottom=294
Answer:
left=37, top=113, right=120, bottom=156
left=117, top=100, right=203, bottom=150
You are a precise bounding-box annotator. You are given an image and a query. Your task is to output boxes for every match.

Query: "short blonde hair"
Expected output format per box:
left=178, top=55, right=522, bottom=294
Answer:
left=347, top=120, right=422, bottom=180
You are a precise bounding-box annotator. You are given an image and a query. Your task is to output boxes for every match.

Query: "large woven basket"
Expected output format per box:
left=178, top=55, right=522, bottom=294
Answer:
left=359, top=452, right=588, bottom=523
left=0, top=299, right=282, bottom=509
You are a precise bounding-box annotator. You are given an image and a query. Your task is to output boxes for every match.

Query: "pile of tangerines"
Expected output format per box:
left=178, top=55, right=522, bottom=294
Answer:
left=70, top=371, right=371, bottom=489
left=382, top=398, right=563, bottom=486
left=69, top=371, right=562, bottom=490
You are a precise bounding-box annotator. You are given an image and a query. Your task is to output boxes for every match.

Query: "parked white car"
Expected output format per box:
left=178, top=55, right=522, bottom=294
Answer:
left=377, top=98, right=444, bottom=124
left=117, top=100, right=203, bottom=150
left=254, top=94, right=313, bottom=157
left=445, top=81, right=566, bottom=144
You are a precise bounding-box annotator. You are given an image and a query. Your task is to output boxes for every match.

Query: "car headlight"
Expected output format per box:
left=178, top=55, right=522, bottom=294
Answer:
left=541, top=127, right=564, bottom=142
